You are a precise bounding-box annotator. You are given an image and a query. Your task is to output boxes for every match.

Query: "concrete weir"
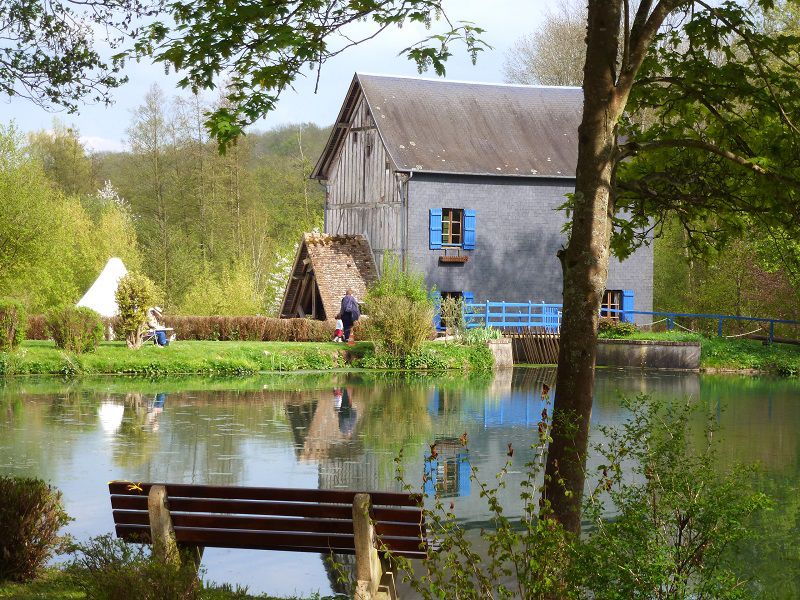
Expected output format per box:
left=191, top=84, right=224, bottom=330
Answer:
left=596, top=339, right=701, bottom=371
left=487, top=338, right=514, bottom=369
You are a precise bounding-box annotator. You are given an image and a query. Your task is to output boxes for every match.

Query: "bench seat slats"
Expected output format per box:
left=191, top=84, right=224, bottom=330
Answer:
left=114, top=525, right=427, bottom=559
left=110, top=496, right=423, bottom=524
left=112, top=510, right=423, bottom=539
left=108, top=482, right=421, bottom=507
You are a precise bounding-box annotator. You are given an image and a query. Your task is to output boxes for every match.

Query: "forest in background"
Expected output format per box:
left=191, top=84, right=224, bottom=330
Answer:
left=1, top=84, right=328, bottom=316
left=2, top=83, right=799, bottom=321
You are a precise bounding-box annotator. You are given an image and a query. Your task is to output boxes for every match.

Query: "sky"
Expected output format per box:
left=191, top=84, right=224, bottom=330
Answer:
left=2, top=1, right=561, bottom=153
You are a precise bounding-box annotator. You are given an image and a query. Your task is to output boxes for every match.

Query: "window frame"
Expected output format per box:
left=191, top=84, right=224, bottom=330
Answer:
left=601, top=289, right=623, bottom=320
left=441, top=208, right=464, bottom=247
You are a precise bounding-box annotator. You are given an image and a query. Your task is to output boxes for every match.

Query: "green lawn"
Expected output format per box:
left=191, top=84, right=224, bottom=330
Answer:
left=598, top=330, right=800, bottom=375
left=0, top=570, right=340, bottom=600
left=0, top=340, right=492, bottom=377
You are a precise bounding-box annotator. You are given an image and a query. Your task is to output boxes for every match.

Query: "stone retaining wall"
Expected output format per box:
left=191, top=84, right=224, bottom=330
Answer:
left=596, top=339, right=700, bottom=371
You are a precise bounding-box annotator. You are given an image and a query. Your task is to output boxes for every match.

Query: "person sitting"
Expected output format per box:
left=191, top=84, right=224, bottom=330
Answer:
left=146, top=306, right=169, bottom=347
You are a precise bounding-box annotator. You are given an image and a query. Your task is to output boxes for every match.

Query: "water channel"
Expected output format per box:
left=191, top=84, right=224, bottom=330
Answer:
left=1, top=369, right=799, bottom=597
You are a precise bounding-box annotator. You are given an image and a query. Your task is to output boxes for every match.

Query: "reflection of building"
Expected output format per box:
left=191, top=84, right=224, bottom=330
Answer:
left=424, top=438, right=470, bottom=498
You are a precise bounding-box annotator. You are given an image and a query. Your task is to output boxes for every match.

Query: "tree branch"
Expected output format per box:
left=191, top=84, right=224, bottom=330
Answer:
left=620, top=138, right=800, bottom=187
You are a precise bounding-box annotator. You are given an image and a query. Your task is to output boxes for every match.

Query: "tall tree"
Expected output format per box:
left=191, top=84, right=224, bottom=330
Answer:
left=503, top=2, right=586, bottom=86
left=28, top=122, right=96, bottom=196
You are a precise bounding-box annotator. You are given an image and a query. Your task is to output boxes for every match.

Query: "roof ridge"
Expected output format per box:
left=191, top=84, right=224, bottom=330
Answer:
left=356, top=72, right=583, bottom=91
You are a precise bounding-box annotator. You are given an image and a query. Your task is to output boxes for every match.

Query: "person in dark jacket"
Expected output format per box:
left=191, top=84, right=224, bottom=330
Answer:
left=340, top=289, right=360, bottom=343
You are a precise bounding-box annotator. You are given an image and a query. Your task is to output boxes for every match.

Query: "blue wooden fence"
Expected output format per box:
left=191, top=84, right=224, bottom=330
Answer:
left=463, top=301, right=562, bottom=332
left=458, top=301, right=800, bottom=343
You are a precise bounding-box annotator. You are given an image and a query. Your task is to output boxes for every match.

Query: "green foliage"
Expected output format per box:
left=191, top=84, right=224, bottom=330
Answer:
left=577, top=396, right=771, bottom=599
left=115, top=273, right=158, bottom=349
left=364, top=255, right=435, bottom=356
left=391, top=395, right=769, bottom=599
left=596, top=317, right=638, bottom=338
left=0, top=298, right=25, bottom=352
left=180, top=262, right=261, bottom=316
left=68, top=535, right=200, bottom=600
left=0, top=477, right=72, bottom=583
left=462, top=326, right=503, bottom=345
left=0, top=126, right=142, bottom=313
left=438, top=295, right=465, bottom=339
left=46, top=306, right=104, bottom=353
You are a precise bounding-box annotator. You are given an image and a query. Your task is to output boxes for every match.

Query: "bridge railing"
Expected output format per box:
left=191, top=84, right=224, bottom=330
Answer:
left=463, top=301, right=562, bottom=332
left=458, top=302, right=800, bottom=344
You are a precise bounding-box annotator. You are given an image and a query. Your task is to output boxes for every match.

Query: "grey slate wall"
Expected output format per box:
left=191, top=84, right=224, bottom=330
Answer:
left=406, top=173, right=654, bottom=319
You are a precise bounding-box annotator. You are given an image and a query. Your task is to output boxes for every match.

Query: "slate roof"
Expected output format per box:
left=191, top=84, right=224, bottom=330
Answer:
left=280, top=233, right=378, bottom=320
left=313, top=73, right=583, bottom=180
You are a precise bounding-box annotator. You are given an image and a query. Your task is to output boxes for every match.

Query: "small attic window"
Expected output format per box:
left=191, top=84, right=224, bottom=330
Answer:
left=351, top=131, right=358, bottom=144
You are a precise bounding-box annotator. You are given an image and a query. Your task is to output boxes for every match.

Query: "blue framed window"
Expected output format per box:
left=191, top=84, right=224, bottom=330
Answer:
left=430, top=208, right=476, bottom=250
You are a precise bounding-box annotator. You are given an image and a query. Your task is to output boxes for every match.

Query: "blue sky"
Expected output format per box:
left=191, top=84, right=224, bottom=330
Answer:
left=2, top=1, right=560, bottom=152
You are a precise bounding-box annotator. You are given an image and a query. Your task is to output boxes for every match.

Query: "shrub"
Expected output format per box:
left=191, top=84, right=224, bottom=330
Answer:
left=0, top=477, right=72, bottom=582
left=439, top=295, right=465, bottom=339
left=69, top=535, right=200, bottom=600
left=598, top=316, right=639, bottom=337
left=0, top=298, right=26, bottom=352
left=115, top=272, right=158, bottom=349
left=46, top=306, right=104, bottom=353
left=364, top=254, right=435, bottom=356
left=364, top=295, right=435, bottom=356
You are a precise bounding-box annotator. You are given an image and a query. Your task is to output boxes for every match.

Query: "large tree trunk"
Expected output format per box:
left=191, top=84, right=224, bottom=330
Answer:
left=543, top=0, right=626, bottom=534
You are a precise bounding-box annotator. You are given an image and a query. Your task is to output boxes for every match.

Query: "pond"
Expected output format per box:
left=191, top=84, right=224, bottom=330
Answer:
left=1, top=369, right=799, bottom=597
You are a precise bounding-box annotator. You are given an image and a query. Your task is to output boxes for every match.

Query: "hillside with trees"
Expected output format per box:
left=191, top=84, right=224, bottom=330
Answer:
left=0, top=86, right=329, bottom=316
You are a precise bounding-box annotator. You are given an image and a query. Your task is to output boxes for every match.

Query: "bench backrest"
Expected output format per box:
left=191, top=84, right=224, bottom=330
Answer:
left=108, top=482, right=426, bottom=559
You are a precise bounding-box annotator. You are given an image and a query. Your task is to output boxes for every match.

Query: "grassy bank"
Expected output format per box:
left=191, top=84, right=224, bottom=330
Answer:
left=598, top=330, right=800, bottom=375
left=0, top=340, right=493, bottom=377
left=0, top=569, right=338, bottom=600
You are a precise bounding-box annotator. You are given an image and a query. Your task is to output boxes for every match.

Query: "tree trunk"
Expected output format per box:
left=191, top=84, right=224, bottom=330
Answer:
left=544, top=0, right=625, bottom=534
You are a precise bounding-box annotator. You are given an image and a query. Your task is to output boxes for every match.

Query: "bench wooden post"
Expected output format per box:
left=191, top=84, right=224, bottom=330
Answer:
left=353, top=493, right=397, bottom=600
left=148, top=485, right=179, bottom=565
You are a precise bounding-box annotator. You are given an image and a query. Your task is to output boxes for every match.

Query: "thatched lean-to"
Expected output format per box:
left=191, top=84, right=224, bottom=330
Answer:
left=280, top=233, right=378, bottom=321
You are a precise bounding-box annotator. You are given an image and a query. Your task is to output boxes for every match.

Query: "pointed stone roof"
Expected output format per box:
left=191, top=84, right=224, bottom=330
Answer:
left=280, top=233, right=378, bottom=320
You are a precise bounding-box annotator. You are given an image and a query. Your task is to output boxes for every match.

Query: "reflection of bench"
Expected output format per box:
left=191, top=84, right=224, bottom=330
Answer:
left=108, top=481, right=426, bottom=600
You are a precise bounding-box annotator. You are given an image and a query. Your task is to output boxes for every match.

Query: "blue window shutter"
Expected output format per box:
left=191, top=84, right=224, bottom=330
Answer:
left=429, top=208, right=442, bottom=249
left=424, top=458, right=437, bottom=496
left=463, top=209, right=476, bottom=250
left=621, top=290, right=635, bottom=323
left=462, top=291, right=474, bottom=305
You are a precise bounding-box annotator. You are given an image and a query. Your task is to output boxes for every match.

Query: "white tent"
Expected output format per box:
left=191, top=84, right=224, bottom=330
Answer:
left=76, top=257, right=128, bottom=317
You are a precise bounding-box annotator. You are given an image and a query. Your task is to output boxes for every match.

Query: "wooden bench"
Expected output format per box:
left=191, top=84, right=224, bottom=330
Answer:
left=108, top=481, right=427, bottom=600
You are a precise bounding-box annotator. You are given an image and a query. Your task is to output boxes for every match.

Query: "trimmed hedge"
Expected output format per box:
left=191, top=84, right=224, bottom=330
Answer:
left=0, top=299, right=26, bottom=352
left=163, top=316, right=334, bottom=342
left=25, top=315, right=333, bottom=343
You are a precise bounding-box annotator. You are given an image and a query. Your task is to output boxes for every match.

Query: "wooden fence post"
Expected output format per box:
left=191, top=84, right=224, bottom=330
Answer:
left=148, top=485, right=179, bottom=565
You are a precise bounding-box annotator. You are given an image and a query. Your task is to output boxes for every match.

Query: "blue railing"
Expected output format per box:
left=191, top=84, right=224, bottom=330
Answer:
left=463, top=301, right=562, bottom=332
left=458, top=302, right=800, bottom=343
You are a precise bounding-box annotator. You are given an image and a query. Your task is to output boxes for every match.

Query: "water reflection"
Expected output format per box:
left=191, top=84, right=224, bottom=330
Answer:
left=1, top=370, right=799, bottom=597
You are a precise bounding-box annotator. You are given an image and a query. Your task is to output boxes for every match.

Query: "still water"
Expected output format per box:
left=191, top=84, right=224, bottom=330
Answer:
left=1, top=369, right=799, bottom=597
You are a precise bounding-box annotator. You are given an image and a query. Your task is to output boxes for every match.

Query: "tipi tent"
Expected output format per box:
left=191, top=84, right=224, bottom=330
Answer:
left=76, top=257, right=128, bottom=317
